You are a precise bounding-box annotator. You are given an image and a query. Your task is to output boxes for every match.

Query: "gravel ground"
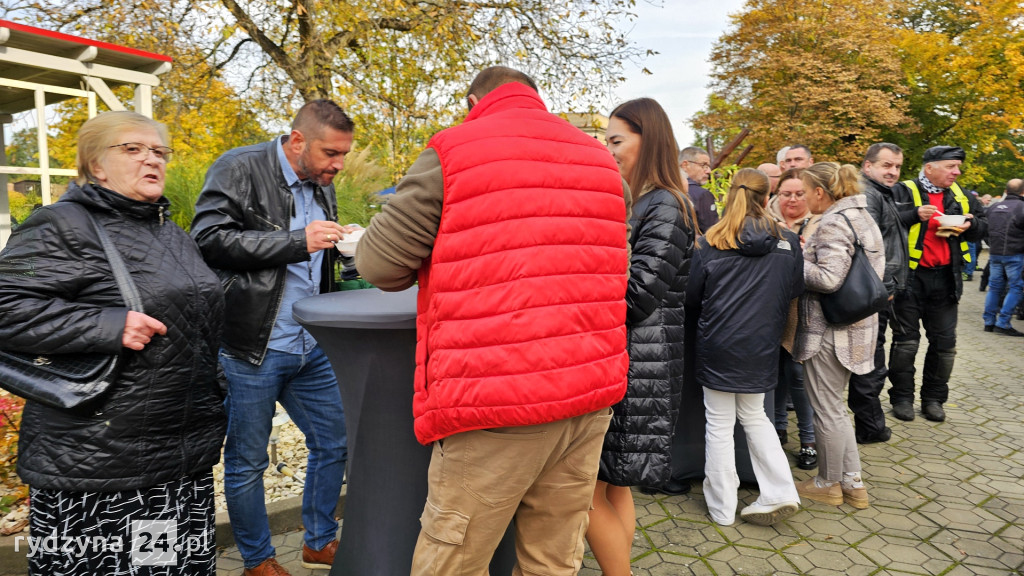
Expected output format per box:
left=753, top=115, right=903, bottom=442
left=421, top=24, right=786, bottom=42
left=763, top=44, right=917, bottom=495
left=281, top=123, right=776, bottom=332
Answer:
left=0, top=404, right=310, bottom=534
left=212, top=410, right=310, bottom=513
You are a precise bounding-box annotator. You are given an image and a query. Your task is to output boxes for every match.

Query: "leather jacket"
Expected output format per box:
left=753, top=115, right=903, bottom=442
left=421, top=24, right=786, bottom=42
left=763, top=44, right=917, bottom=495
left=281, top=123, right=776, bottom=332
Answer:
left=862, top=175, right=910, bottom=295
left=191, top=137, right=338, bottom=365
left=892, top=178, right=987, bottom=301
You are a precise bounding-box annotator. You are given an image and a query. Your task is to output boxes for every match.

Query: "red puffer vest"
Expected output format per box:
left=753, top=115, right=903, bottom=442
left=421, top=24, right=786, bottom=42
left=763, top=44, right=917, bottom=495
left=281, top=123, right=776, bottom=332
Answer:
left=412, top=82, right=629, bottom=444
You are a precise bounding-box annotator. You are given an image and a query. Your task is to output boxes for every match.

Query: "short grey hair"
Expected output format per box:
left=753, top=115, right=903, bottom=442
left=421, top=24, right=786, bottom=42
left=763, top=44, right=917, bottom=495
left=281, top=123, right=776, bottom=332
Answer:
left=678, top=146, right=709, bottom=164
left=776, top=146, right=790, bottom=165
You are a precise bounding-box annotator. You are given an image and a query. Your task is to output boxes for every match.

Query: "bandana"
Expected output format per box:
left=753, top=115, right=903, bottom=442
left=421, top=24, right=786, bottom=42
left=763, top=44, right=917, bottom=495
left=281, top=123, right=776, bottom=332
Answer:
left=919, top=173, right=944, bottom=196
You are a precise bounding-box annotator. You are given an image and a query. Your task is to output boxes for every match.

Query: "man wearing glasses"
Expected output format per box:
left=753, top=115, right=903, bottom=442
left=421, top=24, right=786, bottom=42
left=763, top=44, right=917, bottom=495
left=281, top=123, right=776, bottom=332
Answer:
left=679, top=146, right=720, bottom=234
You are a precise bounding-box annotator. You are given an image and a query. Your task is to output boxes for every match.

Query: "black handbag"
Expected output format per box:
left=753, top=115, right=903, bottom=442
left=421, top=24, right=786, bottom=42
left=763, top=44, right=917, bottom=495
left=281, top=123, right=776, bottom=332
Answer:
left=0, top=206, right=143, bottom=409
left=819, top=212, right=888, bottom=326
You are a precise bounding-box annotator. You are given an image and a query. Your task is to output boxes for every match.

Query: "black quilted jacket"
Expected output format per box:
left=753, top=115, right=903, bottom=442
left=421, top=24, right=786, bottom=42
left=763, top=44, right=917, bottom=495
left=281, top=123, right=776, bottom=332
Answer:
left=0, top=183, right=226, bottom=491
left=599, top=188, right=694, bottom=487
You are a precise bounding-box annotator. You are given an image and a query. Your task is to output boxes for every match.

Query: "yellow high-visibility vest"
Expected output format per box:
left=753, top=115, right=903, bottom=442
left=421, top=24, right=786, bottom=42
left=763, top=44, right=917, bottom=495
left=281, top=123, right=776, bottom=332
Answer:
left=903, top=180, right=971, bottom=270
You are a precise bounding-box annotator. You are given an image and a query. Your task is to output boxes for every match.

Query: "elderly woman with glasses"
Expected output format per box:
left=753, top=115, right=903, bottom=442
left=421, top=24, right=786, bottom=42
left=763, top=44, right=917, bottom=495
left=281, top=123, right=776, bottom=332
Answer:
left=0, top=111, right=225, bottom=576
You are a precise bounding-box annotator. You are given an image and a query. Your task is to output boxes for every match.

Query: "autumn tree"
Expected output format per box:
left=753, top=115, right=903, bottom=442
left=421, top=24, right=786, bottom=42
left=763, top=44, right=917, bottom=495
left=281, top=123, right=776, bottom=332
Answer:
left=692, top=0, right=910, bottom=165
left=13, top=0, right=271, bottom=166
left=12, top=0, right=646, bottom=177
left=891, top=0, right=1024, bottom=187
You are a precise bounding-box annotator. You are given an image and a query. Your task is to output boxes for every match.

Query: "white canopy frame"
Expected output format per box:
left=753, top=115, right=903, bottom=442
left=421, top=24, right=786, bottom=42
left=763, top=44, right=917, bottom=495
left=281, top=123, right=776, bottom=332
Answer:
left=0, top=19, right=171, bottom=248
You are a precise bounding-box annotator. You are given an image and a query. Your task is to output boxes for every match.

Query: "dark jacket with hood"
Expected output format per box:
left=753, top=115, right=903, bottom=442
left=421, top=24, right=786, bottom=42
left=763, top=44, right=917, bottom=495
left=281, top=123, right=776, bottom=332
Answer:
left=599, top=187, right=694, bottom=487
left=685, top=217, right=804, bottom=394
left=0, top=182, right=226, bottom=491
left=191, top=137, right=339, bottom=365
left=862, top=175, right=910, bottom=296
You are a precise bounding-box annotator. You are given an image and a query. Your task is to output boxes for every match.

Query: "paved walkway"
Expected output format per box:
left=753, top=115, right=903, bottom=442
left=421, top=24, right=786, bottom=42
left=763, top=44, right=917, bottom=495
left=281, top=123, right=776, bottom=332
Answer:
left=217, top=279, right=1024, bottom=575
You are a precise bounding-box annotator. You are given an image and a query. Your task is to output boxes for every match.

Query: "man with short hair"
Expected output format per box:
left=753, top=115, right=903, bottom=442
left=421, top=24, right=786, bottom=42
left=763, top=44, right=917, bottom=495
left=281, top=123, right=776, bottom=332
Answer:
left=781, top=144, right=814, bottom=170
left=356, top=66, right=629, bottom=575
left=192, top=100, right=353, bottom=576
left=849, top=143, right=907, bottom=444
left=888, top=146, right=987, bottom=423
left=982, top=178, right=1024, bottom=335
left=680, top=146, right=720, bottom=233
left=757, top=162, right=782, bottom=195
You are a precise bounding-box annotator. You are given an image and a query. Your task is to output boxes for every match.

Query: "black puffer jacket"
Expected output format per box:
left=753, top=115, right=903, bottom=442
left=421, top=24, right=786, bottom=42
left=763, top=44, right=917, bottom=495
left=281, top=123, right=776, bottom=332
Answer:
left=599, top=188, right=694, bottom=487
left=0, top=183, right=226, bottom=491
left=686, top=218, right=803, bottom=393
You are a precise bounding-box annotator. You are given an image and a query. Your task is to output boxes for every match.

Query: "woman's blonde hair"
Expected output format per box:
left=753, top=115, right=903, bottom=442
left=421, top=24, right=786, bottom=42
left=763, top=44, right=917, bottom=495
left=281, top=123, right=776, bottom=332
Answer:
left=703, top=167, right=782, bottom=250
left=799, top=162, right=863, bottom=202
left=75, top=111, right=169, bottom=185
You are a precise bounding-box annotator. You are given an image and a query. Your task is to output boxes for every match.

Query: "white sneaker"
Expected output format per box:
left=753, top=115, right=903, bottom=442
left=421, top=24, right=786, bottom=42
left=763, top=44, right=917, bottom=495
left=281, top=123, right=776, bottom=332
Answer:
left=739, top=501, right=800, bottom=526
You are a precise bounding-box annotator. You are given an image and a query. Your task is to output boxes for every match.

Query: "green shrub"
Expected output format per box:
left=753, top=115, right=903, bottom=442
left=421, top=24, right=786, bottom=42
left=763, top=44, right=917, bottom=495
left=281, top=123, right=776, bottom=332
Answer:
left=334, top=147, right=393, bottom=227
left=164, top=157, right=210, bottom=231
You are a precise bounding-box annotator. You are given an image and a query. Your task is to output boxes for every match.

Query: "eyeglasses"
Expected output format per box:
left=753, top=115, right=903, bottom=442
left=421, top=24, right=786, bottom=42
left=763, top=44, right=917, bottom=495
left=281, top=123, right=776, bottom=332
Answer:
left=687, top=161, right=712, bottom=170
left=108, top=142, right=173, bottom=163
left=779, top=192, right=805, bottom=199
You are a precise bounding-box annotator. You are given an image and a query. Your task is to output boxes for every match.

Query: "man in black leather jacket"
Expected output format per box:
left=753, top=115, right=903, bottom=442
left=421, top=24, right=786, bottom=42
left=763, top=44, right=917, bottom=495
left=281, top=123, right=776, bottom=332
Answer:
left=849, top=143, right=908, bottom=444
left=191, top=100, right=355, bottom=576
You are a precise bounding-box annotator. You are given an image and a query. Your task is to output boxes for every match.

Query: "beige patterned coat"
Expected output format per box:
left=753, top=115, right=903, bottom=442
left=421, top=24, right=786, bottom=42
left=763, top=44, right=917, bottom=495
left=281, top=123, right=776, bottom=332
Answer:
left=793, top=195, right=885, bottom=375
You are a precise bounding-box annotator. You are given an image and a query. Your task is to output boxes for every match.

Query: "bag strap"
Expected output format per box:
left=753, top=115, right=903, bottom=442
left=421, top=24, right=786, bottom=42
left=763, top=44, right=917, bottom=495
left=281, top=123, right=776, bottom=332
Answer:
left=835, top=211, right=862, bottom=247
left=76, top=205, right=145, bottom=313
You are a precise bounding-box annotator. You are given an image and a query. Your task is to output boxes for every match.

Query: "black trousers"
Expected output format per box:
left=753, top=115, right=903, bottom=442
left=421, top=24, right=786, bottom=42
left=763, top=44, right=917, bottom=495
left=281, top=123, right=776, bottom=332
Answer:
left=848, top=306, right=890, bottom=440
left=888, top=267, right=958, bottom=406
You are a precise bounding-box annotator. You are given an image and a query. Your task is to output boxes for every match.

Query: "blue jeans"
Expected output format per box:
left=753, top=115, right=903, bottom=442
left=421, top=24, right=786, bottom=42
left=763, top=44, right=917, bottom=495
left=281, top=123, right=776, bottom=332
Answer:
left=220, top=347, right=347, bottom=567
left=773, top=348, right=816, bottom=445
left=983, top=253, right=1024, bottom=329
left=964, top=242, right=978, bottom=277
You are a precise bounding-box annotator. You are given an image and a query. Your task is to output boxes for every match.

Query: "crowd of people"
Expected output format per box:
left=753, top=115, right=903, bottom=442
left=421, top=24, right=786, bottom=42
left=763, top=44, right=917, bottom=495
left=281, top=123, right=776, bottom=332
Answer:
left=0, top=64, right=1018, bottom=576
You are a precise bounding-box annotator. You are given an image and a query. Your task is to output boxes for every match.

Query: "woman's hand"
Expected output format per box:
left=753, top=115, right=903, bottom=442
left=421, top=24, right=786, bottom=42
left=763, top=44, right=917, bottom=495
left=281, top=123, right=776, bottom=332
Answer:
left=122, top=311, right=167, bottom=350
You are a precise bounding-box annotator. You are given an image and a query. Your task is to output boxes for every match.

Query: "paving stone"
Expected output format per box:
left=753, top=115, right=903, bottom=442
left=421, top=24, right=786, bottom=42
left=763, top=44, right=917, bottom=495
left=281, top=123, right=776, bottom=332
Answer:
left=857, top=533, right=956, bottom=575
left=207, top=285, right=1024, bottom=576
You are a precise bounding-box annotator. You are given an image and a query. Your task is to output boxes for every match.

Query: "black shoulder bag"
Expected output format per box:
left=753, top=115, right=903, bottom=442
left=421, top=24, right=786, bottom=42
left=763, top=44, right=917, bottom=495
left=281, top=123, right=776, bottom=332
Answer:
left=0, top=207, right=143, bottom=409
left=819, top=212, right=888, bottom=326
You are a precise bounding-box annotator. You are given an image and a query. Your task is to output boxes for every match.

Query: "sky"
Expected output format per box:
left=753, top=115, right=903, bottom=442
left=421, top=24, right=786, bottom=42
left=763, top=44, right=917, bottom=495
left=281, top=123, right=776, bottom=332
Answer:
left=609, top=0, right=750, bottom=148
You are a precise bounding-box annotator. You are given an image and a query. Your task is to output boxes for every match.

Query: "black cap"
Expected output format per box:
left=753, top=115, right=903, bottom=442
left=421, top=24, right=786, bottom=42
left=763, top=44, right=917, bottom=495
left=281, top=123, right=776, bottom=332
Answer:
left=923, top=146, right=966, bottom=163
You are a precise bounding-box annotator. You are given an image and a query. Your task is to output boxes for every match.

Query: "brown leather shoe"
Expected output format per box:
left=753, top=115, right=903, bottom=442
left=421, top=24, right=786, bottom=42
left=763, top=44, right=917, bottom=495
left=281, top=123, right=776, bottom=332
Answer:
left=302, top=539, right=339, bottom=570
left=243, top=558, right=291, bottom=576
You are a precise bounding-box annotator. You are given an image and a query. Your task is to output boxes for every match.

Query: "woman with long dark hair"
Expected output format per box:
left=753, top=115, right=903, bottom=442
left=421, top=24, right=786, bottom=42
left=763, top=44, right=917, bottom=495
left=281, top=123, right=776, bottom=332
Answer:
left=686, top=168, right=803, bottom=526
left=587, top=98, right=697, bottom=576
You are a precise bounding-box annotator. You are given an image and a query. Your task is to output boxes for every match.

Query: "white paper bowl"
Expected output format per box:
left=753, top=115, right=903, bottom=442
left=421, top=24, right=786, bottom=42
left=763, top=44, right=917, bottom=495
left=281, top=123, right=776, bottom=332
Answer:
left=335, top=240, right=359, bottom=255
left=937, top=214, right=966, bottom=228
left=334, top=229, right=364, bottom=255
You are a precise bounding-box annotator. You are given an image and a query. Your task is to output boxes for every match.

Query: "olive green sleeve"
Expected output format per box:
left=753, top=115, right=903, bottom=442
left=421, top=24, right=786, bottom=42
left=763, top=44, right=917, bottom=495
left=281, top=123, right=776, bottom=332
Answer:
left=355, top=148, right=444, bottom=291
